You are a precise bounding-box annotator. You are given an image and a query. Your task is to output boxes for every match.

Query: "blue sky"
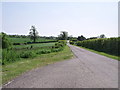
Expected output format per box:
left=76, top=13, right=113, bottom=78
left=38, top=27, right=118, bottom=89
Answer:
left=2, top=1, right=118, bottom=38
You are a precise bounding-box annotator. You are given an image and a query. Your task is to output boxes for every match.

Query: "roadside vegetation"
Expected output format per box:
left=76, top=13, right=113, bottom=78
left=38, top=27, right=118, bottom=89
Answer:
left=1, top=25, right=119, bottom=85
left=70, top=35, right=119, bottom=60
left=2, top=38, right=67, bottom=65
left=1, top=26, right=73, bottom=85
left=76, top=38, right=119, bottom=56
left=2, top=45, right=73, bottom=85
left=76, top=46, right=119, bottom=60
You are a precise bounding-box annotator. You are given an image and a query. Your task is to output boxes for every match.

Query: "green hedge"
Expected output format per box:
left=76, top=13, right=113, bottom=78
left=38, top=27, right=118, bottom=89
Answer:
left=69, top=41, right=74, bottom=44
left=76, top=38, right=119, bottom=56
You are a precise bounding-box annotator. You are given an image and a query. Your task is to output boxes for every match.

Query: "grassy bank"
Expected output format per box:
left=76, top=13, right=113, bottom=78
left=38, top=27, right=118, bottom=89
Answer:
left=2, top=45, right=73, bottom=85
left=76, top=45, right=119, bottom=60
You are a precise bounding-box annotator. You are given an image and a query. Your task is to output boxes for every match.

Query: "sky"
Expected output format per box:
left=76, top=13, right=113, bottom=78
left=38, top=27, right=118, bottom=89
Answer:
left=1, top=0, right=119, bottom=38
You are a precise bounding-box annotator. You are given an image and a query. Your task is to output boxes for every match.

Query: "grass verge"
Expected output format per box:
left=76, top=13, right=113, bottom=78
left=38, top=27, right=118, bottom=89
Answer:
left=76, top=45, right=119, bottom=60
left=2, top=45, right=73, bottom=85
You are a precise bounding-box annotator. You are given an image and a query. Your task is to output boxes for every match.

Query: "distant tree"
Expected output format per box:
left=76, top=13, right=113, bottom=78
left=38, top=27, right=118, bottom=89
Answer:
left=77, top=35, right=86, bottom=41
left=58, top=31, right=68, bottom=40
left=29, top=26, right=39, bottom=42
left=68, top=35, right=73, bottom=40
left=87, top=37, right=97, bottom=40
left=99, top=34, right=106, bottom=38
left=1, top=32, right=12, bottom=49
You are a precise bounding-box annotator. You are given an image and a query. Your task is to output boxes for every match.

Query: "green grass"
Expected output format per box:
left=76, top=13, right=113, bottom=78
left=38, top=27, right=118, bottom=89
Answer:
left=9, top=38, right=31, bottom=43
left=13, top=43, right=55, bottom=49
left=3, top=41, right=68, bottom=65
left=9, top=37, right=56, bottom=43
left=76, top=45, right=119, bottom=60
left=2, top=45, right=73, bottom=85
left=2, top=43, right=56, bottom=65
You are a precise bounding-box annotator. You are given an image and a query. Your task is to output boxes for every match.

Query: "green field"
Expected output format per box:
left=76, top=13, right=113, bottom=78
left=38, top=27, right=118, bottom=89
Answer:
left=13, top=43, right=55, bottom=49
left=2, top=45, right=73, bottom=85
left=9, top=37, right=56, bottom=43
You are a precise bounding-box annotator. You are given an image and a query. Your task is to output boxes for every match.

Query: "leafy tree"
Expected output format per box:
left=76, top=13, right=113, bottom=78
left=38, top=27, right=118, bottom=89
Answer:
left=1, top=32, right=12, bottom=49
left=29, top=26, right=39, bottom=42
left=87, top=37, right=97, bottom=40
left=77, top=35, right=86, bottom=41
left=99, top=34, right=106, bottom=38
left=68, top=35, right=73, bottom=40
left=58, top=31, right=68, bottom=40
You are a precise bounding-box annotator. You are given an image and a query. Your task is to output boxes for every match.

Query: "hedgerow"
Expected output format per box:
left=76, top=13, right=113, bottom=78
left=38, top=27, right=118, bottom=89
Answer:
left=76, top=38, right=119, bottom=56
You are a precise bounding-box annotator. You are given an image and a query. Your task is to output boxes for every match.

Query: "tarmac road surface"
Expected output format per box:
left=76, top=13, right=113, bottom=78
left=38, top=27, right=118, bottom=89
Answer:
left=3, top=44, right=118, bottom=88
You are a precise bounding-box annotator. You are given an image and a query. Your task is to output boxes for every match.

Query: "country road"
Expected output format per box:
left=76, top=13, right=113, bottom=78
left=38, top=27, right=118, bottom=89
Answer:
left=3, top=44, right=118, bottom=88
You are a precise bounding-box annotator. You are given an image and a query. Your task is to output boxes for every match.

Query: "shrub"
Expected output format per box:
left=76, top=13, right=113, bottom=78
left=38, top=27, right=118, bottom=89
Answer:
left=1, top=32, right=12, bottom=49
left=2, top=49, right=19, bottom=65
left=36, top=49, right=51, bottom=54
left=55, top=42, right=63, bottom=48
left=51, top=48, right=59, bottom=52
left=58, top=40, right=67, bottom=45
left=69, top=41, right=74, bottom=44
left=76, top=38, right=119, bottom=56
left=20, top=51, right=36, bottom=58
left=51, top=47, right=63, bottom=52
left=55, top=40, right=66, bottom=48
left=41, top=50, right=51, bottom=54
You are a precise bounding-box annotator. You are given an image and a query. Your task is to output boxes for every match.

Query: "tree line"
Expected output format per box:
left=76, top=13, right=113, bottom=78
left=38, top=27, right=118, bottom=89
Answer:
left=1, top=25, right=115, bottom=50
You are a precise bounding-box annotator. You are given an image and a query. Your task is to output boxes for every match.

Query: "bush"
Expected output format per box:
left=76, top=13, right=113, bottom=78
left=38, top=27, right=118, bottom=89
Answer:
left=58, top=40, right=67, bottom=45
left=69, top=41, right=74, bottom=44
left=36, top=49, right=51, bottom=54
left=41, top=50, right=51, bottom=54
left=51, top=47, right=63, bottom=52
left=20, top=51, right=36, bottom=58
left=54, top=40, right=66, bottom=48
left=1, top=32, right=12, bottom=49
left=2, top=49, right=19, bottom=65
left=55, top=43, right=63, bottom=48
left=76, top=38, right=119, bottom=56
